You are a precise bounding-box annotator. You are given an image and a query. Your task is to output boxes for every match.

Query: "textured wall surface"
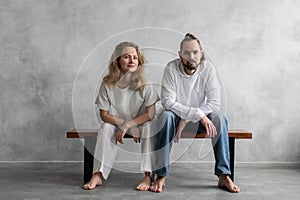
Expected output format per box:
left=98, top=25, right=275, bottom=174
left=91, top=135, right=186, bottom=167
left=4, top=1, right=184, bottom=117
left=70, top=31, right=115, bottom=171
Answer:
left=1, top=0, right=299, bottom=162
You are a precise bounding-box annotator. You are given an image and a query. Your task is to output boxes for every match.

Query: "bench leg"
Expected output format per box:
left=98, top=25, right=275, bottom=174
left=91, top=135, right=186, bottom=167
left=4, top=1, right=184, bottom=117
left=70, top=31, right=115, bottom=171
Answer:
left=229, top=137, right=235, bottom=182
left=84, top=135, right=96, bottom=183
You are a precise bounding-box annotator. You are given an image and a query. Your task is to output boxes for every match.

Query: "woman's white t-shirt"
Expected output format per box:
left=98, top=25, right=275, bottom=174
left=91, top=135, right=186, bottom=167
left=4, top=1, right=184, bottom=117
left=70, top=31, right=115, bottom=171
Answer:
left=95, top=83, right=159, bottom=121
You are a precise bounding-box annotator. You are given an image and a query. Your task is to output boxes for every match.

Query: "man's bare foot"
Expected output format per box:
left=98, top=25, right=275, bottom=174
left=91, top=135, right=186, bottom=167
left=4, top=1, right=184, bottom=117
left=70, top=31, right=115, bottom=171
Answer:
left=136, top=172, right=152, bottom=191
left=150, top=176, right=166, bottom=193
left=218, top=175, right=241, bottom=193
left=82, top=172, right=102, bottom=190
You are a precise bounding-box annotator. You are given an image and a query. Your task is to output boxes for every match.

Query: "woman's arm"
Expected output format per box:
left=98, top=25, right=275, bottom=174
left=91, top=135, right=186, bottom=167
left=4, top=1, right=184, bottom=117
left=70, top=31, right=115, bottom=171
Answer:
left=100, top=103, right=155, bottom=127
left=122, top=104, right=155, bottom=132
left=115, top=104, right=155, bottom=144
left=100, top=109, right=125, bottom=126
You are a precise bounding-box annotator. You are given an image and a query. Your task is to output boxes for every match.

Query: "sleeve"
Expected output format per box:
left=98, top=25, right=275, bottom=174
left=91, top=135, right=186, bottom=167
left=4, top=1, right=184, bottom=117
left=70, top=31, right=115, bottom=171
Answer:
left=95, top=82, right=111, bottom=111
left=143, top=84, right=160, bottom=107
left=161, top=64, right=205, bottom=123
left=198, top=65, right=221, bottom=114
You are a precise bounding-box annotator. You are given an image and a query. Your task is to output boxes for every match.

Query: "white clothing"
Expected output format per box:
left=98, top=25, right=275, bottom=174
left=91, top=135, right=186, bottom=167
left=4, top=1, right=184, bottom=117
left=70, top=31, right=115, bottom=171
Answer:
left=93, top=83, right=159, bottom=179
left=161, top=58, right=220, bottom=123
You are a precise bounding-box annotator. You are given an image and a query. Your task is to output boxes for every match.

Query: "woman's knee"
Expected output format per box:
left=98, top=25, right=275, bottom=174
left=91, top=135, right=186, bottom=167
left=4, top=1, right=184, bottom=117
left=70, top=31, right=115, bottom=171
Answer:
left=100, top=123, right=116, bottom=136
left=101, top=122, right=116, bottom=129
left=140, top=121, right=155, bottom=138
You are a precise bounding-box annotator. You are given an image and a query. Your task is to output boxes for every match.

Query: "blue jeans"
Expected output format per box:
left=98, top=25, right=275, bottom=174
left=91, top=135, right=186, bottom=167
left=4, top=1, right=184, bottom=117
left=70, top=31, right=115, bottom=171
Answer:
left=154, top=110, right=231, bottom=177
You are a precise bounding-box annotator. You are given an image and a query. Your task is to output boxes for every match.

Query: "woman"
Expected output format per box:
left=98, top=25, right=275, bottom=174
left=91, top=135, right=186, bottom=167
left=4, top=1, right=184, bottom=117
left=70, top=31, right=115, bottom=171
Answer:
left=83, top=42, right=159, bottom=191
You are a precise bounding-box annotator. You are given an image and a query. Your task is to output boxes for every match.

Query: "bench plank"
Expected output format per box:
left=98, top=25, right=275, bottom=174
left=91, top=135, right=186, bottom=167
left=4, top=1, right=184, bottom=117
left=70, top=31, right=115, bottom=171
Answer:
left=66, top=129, right=252, bottom=139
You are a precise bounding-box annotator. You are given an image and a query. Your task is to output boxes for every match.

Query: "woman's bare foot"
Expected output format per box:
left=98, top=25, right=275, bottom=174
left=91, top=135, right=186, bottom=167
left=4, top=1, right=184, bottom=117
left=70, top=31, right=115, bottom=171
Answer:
left=136, top=172, right=151, bottom=191
left=149, top=176, right=166, bottom=193
left=82, top=172, right=102, bottom=190
left=218, top=175, right=241, bottom=193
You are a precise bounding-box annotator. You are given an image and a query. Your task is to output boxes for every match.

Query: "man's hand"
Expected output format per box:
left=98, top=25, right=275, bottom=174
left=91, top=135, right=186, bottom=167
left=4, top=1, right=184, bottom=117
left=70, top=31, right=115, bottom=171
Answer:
left=200, top=116, right=217, bottom=138
left=129, top=127, right=140, bottom=143
left=174, top=119, right=186, bottom=143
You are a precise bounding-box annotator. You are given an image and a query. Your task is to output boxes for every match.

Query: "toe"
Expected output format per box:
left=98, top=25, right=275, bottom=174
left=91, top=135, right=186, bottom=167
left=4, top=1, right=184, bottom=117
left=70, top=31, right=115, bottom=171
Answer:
left=157, top=187, right=163, bottom=193
left=150, top=185, right=157, bottom=192
left=234, top=186, right=241, bottom=193
left=82, top=183, right=90, bottom=190
left=137, top=184, right=149, bottom=191
left=136, top=185, right=141, bottom=190
left=143, top=187, right=149, bottom=191
left=82, top=185, right=88, bottom=190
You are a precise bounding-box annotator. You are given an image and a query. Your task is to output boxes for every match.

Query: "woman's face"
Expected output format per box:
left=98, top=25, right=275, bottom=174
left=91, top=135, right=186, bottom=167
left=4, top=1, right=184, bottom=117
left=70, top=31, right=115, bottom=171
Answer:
left=119, top=46, right=139, bottom=73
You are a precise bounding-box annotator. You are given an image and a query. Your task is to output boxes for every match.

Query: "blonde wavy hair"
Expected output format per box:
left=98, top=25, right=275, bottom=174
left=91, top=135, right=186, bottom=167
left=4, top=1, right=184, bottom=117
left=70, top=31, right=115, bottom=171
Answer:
left=103, top=42, right=146, bottom=91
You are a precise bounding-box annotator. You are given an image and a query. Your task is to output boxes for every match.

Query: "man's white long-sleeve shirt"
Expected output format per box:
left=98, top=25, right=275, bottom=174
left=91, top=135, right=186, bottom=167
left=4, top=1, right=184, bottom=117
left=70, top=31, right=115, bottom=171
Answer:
left=161, top=58, right=221, bottom=123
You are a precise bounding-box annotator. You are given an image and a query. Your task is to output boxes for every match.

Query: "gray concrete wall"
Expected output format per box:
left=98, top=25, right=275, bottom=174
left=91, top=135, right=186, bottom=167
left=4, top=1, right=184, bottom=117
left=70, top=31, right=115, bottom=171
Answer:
left=1, top=0, right=300, bottom=162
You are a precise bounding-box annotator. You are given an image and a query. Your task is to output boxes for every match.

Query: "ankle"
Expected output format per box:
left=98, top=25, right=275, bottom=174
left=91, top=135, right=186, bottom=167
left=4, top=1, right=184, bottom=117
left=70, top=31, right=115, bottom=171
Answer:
left=220, top=174, right=232, bottom=181
left=144, top=172, right=151, bottom=177
left=157, top=176, right=166, bottom=181
left=93, top=172, right=102, bottom=178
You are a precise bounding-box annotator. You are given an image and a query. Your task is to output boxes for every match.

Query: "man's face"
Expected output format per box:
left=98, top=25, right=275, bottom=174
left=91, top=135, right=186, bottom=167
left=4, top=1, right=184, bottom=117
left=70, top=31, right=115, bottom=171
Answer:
left=179, top=40, right=203, bottom=69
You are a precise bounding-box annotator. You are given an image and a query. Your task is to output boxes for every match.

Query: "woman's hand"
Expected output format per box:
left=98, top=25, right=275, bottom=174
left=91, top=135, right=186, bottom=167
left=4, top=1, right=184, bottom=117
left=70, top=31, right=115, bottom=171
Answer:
left=115, top=123, right=129, bottom=144
left=114, top=103, right=154, bottom=144
left=115, top=129, right=126, bottom=144
left=129, top=127, right=140, bottom=143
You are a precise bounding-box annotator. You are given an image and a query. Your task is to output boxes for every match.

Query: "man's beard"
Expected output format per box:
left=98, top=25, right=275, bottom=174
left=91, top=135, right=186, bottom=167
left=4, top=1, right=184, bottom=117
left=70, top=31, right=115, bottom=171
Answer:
left=180, top=56, right=198, bottom=70
left=183, top=63, right=196, bottom=70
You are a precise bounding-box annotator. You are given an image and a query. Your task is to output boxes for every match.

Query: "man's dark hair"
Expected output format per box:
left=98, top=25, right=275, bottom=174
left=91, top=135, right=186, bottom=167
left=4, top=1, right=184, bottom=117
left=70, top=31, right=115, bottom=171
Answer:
left=180, top=33, right=202, bottom=50
left=180, top=33, right=205, bottom=63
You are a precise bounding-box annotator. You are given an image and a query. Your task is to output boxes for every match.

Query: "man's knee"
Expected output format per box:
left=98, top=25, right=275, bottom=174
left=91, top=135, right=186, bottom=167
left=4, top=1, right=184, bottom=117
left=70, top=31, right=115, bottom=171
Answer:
left=157, top=110, right=177, bottom=133
left=209, top=111, right=228, bottom=128
left=158, top=110, right=176, bottom=121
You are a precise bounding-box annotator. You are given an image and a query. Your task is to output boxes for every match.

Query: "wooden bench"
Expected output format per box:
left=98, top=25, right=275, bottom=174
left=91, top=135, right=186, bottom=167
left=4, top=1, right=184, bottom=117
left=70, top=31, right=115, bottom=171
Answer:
left=66, top=129, right=252, bottom=183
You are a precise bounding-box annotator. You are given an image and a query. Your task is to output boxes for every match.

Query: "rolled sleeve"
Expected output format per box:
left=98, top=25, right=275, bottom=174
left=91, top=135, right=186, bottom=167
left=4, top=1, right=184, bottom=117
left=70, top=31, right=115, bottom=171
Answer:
left=95, top=83, right=110, bottom=111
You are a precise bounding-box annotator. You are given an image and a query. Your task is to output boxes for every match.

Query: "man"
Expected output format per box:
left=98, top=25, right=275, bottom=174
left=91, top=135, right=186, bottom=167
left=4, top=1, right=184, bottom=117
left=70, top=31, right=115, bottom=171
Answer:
left=150, top=33, right=241, bottom=193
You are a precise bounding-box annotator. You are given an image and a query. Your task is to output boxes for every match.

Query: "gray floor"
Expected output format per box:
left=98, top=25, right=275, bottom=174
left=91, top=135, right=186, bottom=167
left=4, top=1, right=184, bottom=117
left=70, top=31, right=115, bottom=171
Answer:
left=0, top=162, right=299, bottom=200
